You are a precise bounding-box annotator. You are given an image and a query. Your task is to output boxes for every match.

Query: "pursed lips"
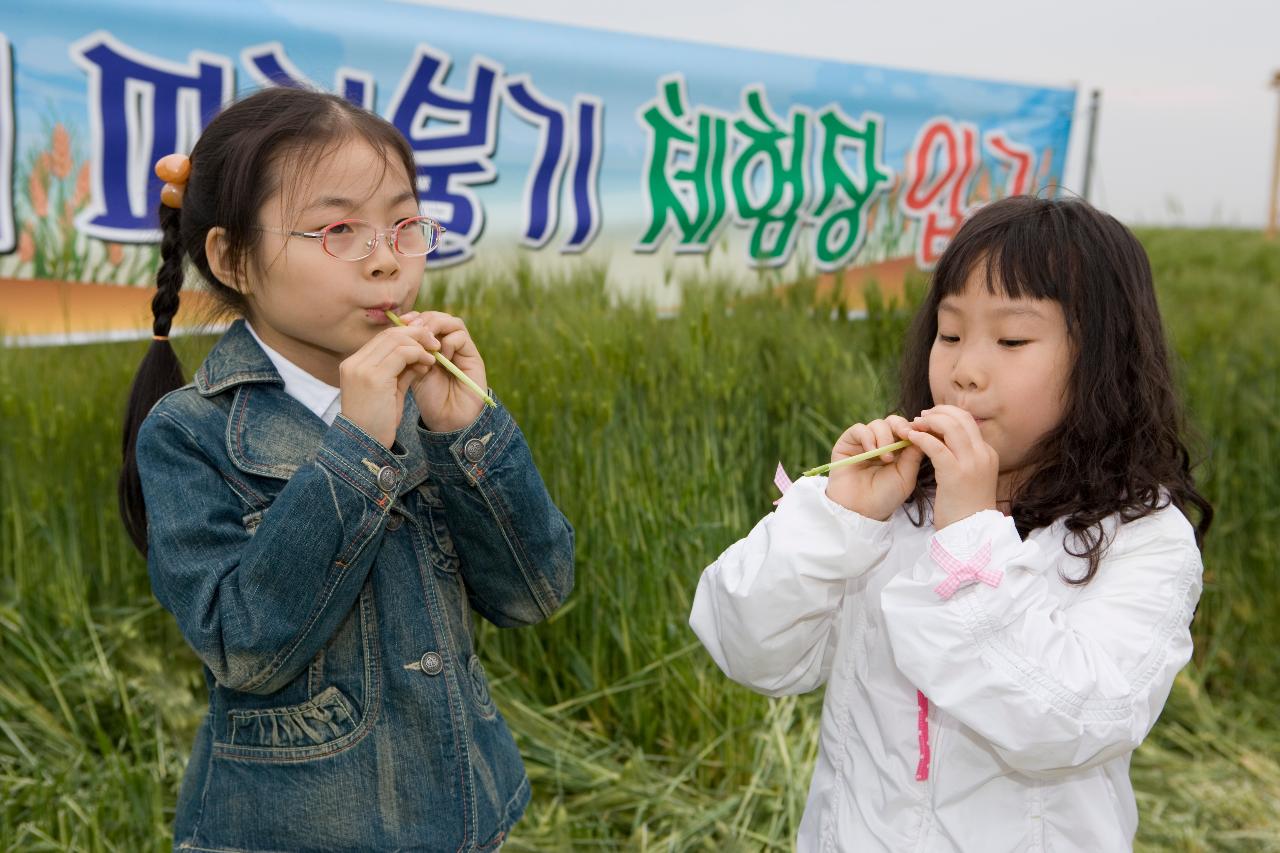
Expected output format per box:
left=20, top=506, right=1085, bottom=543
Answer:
left=941, top=403, right=993, bottom=424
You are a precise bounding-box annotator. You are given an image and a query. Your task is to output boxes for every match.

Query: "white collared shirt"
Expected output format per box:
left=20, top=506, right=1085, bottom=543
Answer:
left=244, top=322, right=342, bottom=426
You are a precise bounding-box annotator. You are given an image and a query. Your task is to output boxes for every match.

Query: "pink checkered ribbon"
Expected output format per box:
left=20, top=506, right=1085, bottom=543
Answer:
left=930, top=539, right=1001, bottom=599
left=772, top=462, right=793, bottom=506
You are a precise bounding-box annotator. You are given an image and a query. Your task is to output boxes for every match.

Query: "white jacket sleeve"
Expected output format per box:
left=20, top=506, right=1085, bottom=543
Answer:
left=689, top=475, right=893, bottom=697
left=880, top=506, right=1202, bottom=778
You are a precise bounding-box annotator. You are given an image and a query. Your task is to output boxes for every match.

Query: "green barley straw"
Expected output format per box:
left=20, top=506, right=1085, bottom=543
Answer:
left=385, top=310, right=498, bottom=409
left=802, top=439, right=913, bottom=477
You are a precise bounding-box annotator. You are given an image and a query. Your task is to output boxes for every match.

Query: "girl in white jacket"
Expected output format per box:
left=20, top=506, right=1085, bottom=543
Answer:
left=690, top=196, right=1212, bottom=852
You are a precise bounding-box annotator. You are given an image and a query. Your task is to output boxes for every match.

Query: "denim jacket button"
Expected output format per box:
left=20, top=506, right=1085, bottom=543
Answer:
left=420, top=651, right=444, bottom=676
left=377, top=465, right=400, bottom=493
left=386, top=513, right=403, bottom=531
left=463, top=438, right=485, bottom=463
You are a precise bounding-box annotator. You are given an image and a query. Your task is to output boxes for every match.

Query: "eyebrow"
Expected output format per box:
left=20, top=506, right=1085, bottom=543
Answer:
left=938, top=300, right=1048, bottom=320
left=302, top=190, right=418, bottom=213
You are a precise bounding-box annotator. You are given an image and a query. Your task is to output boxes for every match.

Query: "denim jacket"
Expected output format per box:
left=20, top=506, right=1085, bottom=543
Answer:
left=136, top=320, right=575, bottom=852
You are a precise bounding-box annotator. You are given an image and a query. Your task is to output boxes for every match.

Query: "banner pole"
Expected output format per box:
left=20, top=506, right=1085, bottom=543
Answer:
left=1081, top=88, right=1101, bottom=203
left=1267, top=71, right=1280, bottom=240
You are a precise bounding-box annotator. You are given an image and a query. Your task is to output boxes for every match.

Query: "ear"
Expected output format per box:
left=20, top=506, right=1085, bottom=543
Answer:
left=205, top=226, right=247, bottom=294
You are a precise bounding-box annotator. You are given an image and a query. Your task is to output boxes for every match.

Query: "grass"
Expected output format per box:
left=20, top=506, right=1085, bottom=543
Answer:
left=1, top=228, right=1278, bottom=850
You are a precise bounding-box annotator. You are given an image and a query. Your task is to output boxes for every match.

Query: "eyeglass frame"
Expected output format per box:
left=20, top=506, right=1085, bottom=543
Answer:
left=257, top=215, right=447, bottom=261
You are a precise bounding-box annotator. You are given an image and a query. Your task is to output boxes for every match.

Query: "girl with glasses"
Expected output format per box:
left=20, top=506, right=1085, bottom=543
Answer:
left=119, top=86, right=574, bottom=851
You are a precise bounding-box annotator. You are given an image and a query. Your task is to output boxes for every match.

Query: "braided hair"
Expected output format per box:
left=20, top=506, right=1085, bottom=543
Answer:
left=118, top=86, right=417, bottom=554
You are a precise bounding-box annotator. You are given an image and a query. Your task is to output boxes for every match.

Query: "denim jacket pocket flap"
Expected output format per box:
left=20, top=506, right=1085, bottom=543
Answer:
left=218, top=685, right=361, bottom=760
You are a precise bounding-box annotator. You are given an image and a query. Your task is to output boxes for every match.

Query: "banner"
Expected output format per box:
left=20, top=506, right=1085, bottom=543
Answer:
left=0, top=1, right=1075, bottom=344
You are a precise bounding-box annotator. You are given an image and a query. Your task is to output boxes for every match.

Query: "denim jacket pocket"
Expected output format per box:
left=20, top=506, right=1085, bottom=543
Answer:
left=213, top=680, right=374, bottom=764
left=226, top=685, right=356, bottom=747
left=212, top=586, right=382, bottom=763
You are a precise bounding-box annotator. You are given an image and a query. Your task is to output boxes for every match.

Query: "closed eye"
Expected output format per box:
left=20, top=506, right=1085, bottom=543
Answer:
left=999, top=339, right=1030, bottom=348
left=937, top=333, right=959, bottom=344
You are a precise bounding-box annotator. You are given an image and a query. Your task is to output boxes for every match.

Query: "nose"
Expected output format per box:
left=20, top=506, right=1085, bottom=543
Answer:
left=950, top=342, right=986, bottom=391
left=364, top=231, right=400, bottom=280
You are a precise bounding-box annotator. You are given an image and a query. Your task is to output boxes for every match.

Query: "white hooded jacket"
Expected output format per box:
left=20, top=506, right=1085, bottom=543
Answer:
left=689, top=475, right=1201, bottom=852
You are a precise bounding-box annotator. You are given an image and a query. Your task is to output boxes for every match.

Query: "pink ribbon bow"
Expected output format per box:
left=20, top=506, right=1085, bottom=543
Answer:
left=772, top=462, right=794, bottom=505
left=930, top=540, right=1002, bottom=599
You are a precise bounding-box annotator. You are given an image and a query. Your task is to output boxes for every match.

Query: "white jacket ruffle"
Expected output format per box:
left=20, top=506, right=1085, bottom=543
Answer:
left=690, top=476, right=1201, bottom=852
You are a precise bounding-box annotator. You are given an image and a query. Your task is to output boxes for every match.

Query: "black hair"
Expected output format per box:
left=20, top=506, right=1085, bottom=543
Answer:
left=118, top=87, right=417, bottom=554
left=897, top=195, right=1213, bottom=582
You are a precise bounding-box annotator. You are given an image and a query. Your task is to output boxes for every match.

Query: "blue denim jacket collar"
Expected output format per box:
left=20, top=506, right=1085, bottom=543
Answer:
left=192, top=319, right=429, bottom=493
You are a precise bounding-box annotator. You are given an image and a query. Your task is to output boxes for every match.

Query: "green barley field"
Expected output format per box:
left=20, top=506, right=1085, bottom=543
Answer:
left=2, top=228, right=1278, bottom=851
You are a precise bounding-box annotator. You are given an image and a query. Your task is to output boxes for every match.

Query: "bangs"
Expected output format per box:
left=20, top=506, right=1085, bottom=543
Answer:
left=271, top=134, right=405, bottom=227
left=267, top=106, right=414, bottom=230
left=932, top=197, right=1080, bottom=310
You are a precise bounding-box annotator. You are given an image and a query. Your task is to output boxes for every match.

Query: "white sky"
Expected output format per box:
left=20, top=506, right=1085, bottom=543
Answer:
left=419, top=0, right=1280, bottom=228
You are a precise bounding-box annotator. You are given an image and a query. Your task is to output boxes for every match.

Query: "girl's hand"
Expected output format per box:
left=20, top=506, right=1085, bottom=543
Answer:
left=905, top=405, right=999, bottom=529
left=339, top=324, right=439, bottom=448
left=396, top=310, right=487, bottom=433
left=825, top=414, right=924, bottom=520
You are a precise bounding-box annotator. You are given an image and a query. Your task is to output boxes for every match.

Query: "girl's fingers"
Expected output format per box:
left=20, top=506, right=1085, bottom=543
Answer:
left=852, top=423, right=877, bottom=456
left=931, top=404, right=985, bottom=450
left=410, top=311, right=466, bottom=340
left=915, top=409, right=977, bottom=458
left=905, top=427, right=953, bottom=468
left=437, top=327, right=477, bottom=362
left=886, top=414, right=913, bottom=438
left=868, top=419, right=897, bottom=462
left=835, top=419, right=914, bottom=465
left=894, top=441, right=925, bottom=484
left=402, top=324, right=441, bottom=352
left=832, top=424, right=869, bottom=460
left=377, top=343, right=435, bottom=379
left=352, top=325, right=436, bottom=369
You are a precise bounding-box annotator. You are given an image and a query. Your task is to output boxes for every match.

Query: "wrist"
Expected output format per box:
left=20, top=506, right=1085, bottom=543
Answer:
left=418, top=398, right=486, bottom=434
left=824, top=484, right=893, bottom=521
left=416, top=397, right=484, bottom=433
left=934, top=501, right=998, bottom=530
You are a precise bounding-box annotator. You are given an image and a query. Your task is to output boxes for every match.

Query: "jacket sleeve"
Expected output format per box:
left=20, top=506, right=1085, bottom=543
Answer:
left=880, top=507, right=1202, bottom=778
left=138, top=410, right=408, bottom=696
left=418, top=397, right=574, bottom=628
left=689, top=475, right=893, bottom=696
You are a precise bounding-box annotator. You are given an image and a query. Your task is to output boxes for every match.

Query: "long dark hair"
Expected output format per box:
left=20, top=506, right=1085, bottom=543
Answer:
left=118, top=86, right=417, bottom=554
left=897, top=195, right=1212, bottom=583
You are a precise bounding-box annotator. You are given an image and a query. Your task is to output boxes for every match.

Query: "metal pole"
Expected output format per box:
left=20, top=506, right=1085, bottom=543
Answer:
left=1267, top=72, right=1280, bottom=239
left=1081, top=89, right=1101, bottom=203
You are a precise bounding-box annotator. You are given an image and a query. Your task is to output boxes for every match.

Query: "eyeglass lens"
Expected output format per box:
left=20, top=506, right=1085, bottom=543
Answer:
left=323, top=218, right=439, bottom=260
